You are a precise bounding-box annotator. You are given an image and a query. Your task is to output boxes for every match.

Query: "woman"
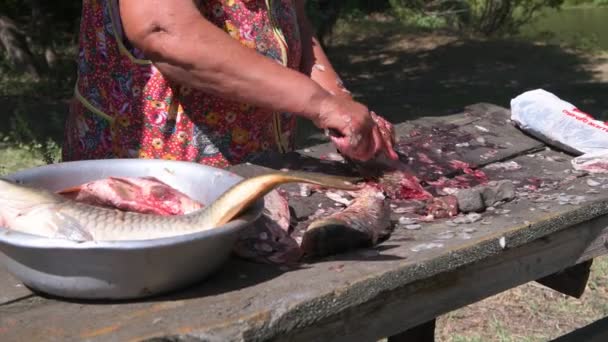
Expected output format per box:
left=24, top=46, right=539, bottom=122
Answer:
left=63, top=0, right=398, bottom=167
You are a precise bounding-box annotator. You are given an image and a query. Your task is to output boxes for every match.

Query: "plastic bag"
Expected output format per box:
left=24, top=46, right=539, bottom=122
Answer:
left=510, top=89, right=608, bottom=155
left=571, top=150, right=608, bottom=174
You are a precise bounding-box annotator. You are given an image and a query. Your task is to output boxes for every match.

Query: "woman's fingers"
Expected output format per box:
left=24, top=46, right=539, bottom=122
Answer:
left=371, top=111, right=398, bottom=160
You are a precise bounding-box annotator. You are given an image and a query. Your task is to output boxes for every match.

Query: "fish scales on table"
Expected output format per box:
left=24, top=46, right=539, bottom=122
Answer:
left=292, top=130, right=501, bottom=257
left=0, top=171, right=359, bottom=242
left=387, top=122, right=498, bottom=189
left=228, top=124, right=504, bottom=261
left=247, top=120, right=521, bottom=260
left=223, top=147, right=484, bottom=260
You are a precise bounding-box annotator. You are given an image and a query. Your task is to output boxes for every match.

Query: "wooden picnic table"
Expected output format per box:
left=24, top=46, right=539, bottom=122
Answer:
left=2, top=103, right=608, bottom=341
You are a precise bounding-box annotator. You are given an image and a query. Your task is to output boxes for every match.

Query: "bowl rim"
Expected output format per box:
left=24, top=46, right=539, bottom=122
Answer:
left=0, top=159, right=264, bottom=250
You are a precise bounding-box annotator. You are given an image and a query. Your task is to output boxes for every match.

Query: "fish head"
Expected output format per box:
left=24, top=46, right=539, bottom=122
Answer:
left=0, top=178, right=61, bottom=226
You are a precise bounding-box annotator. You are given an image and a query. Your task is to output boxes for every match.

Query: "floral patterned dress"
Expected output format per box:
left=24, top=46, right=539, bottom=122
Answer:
left=63, top=0, right=302, bottom=168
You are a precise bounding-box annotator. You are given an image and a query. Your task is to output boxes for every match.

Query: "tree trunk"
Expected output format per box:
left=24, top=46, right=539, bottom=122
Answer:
left=316, top=0, right=342, bottom=50
left=0, top=15, right=40, bottom=79
left=26, top=0, right=58, bottom=70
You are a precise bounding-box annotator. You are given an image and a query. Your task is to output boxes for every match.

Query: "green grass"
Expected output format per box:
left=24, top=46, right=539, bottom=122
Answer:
left=451, top=336, right=485, bottom=342
left=0, top=145, right=48, bottom=176
left=438, top=257, right=608, bottom=341
left=564, top=0, right=608, bottom=6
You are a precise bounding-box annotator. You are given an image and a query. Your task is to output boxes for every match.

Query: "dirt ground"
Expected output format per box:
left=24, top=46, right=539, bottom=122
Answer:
left=2, top=19, right=608, bottom=342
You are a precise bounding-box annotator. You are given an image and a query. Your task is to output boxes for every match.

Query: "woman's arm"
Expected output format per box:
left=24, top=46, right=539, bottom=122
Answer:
left=119, top=0, right=330, bottom=122
left=295, top=0, right=398, bottom=159
left=295, top=0, right=352, bottom=99
left=119, top=0, right=395, bottom=161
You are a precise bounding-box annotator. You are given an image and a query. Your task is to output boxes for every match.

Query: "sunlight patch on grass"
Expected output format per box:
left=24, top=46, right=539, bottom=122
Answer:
left=438, top=256, right=608, bottom=341
left=0, top=145, right=49, bottom=176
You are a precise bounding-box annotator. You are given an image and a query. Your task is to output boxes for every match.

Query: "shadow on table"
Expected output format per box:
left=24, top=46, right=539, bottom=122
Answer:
left=30, top=243, right=405, bottom=305
left=26, top=256, right=289, bottom=305
left=170, top=244, right=406, bottom=301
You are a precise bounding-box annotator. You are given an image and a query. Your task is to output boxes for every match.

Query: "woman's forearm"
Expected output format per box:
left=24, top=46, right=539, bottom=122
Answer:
left=301, top=36, right=353, bottom=98
left=119, top=0, right=330, bottom=121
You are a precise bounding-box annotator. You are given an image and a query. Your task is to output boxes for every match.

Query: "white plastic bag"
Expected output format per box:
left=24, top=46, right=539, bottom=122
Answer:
left=510, top=89, right=608, bottom=155
left=571, top=150, right=608, bottom=174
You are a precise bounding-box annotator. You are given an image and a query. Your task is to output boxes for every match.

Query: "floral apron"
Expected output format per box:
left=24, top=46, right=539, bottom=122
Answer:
left=63, top=0, right=302, bottom=168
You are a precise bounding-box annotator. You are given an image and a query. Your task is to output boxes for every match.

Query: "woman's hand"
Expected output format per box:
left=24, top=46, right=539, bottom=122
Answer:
left=313, top=96, right=398, bottom=162
left=371, top=110, right=396, bottom=149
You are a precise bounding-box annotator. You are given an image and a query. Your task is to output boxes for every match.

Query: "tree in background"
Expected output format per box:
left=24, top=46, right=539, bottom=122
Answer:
left=308, top=0, right=565, bottom=40
left=0, top=0, right=80, bottom=78
left=467, top=0, right=564, bottom=35
left=0, top=0, right=567, bottom=76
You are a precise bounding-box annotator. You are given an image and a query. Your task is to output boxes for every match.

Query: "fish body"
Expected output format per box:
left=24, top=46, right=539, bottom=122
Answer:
left=297, top=152, right=433, bottom=258
left=0, top=171, right=358, bottom=241
left=58, top=176, right=204, bottom=216
left=301, top=185, right=391, bottom=257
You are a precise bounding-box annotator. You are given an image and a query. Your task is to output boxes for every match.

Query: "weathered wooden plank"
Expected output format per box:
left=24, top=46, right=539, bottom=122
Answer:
left=412, top=103, right=544, bottom=169
left=387, top=319, right=436, bottom=342
left=536, top=260, right=593, bottom=298
left=0, top=263, right=32, bottom=305
left=394, top=103, right=544, bottom=171
left=551, top=316, right=608, bottom=342
left=276, top=215, right=608, bottom=342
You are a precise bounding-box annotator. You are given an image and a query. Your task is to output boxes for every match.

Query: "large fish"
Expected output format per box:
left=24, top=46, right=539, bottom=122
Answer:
left=296, top=153, right=429, bottom=258
left=301, top=185, right=391, bottom=257
left=0, top=171, right=359, bottom=241
left=57, top=176, right=204, bottom=216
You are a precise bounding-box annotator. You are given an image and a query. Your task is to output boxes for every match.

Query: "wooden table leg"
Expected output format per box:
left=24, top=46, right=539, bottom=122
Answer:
left=536, top=259, right=593, bottom=299
left=387, top=319, right=436, bottom=342
left=550, top=316, right=608, bottom=341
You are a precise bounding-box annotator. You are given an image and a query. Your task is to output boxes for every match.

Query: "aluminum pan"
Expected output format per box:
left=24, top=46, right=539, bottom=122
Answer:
left=0, top=159, right=264, bottom=300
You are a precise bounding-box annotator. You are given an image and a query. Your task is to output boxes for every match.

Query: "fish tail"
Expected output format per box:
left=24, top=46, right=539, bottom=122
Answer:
left=271, top=171, right=361, bottom=191
left=301, top=217, right=373, bottom=257
left=301, top=186, right=391, bottom=258
left=56, top=185, right=83, bottom=195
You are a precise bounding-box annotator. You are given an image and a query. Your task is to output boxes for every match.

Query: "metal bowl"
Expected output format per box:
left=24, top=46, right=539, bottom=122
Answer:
left=0, top=159, right=264, bottom=300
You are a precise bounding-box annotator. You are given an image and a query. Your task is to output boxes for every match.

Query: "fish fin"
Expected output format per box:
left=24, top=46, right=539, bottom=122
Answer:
left=108, top=176, right=141, bottom=187
left=49, top=212, right=94, bottom=242
left=56, top=185, right=83, bottom=195
left=140, top=176, right=169, bottom=185
left=210, top=171, right=362, bottom=227
left=107, top=177, right=142, bottom=200
left=110, top=176, right=166, bottom=185
left=301, top=218, right=372, bottom=258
